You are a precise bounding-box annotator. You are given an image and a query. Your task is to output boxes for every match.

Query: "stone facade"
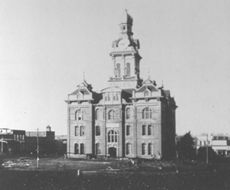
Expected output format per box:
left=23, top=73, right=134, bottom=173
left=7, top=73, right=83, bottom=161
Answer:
left=66, top=11, right=177, bottom=159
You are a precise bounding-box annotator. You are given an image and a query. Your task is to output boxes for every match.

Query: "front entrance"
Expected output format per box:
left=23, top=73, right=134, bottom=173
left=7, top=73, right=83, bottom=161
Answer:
left=108, top=147, right=117, bottom=158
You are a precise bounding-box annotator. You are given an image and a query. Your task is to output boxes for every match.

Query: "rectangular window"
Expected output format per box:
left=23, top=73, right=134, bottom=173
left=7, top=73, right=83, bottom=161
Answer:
left=75, top=126, right=78, bottom=136
left=80, top=126, right=85, bottom=136
left=142, top=125, right=146, bottom=136
left=126, top=125, right=130, bottom=136
left=126, top=143, right=131, bottom=155
left=95, top=126, right=100, bottom=136
left=148, top=125, right=152, bottom=135
left=96, top=143, right=101, bottom=154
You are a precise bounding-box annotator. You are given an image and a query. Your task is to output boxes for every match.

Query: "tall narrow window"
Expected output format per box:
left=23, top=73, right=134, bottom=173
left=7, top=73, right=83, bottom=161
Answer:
left=126, top=143, right=131, bottom=155
left=116, top=63, right=121, bottom=77
left=80, top=126, right=85, bottom=136
left=108, top=110, right=115, bottom=120
left=113, top=94, right=116, bottom=101
left=80, top=143, right=84, bottom=154
left=74, top=143, right=79, bottom=154
left=125, top=62, right=130, bottom=76
left=95, top=143, right=101, bottom=154
left=75, top=126, right=79, bottom=136
left=126, top=108, right=131, bottom=120
left=95, top=109, right=99, bottom=120
left=142, top=125, right=146, bottom=136
left=148, top=125, right=152, bottom=135
left=142, top=143, right=146, bottom=155
left=95, top=126, right=100, bottom=136
left=126, top=125, right=130, bottom=136
left=116, top=93, right=119, bottom=100
left=148, top=143, right=153, bottom=155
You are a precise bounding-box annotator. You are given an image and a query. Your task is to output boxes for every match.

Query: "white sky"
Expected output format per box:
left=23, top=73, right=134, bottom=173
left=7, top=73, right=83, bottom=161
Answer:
left=0, top=0, right=230, bottom=135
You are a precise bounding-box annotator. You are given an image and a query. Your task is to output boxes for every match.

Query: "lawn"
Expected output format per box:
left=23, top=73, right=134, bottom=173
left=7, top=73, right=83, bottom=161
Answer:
left=1, top=155, right=230, bottom=190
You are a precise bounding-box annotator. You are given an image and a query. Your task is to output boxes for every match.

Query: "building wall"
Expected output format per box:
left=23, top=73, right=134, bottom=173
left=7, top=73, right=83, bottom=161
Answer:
left=68, top=102, right=93, bottom=158
left=67, top=97, right=175, bottom=159
left=66, top=12, right=176, bottom=160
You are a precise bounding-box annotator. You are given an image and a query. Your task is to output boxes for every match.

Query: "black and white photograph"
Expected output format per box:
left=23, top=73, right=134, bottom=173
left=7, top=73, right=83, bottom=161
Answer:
left=0, top=0, right=230, bottom=189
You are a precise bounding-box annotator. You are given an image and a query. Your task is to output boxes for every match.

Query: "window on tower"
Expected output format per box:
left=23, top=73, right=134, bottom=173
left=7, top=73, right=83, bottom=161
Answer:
left=95, top=126, right=100, bottom=136
left=126, top=108, right=131, bottom=120
left=116, top=63, right=121, bottom=77
left=125, top=63, right=130, bottom=76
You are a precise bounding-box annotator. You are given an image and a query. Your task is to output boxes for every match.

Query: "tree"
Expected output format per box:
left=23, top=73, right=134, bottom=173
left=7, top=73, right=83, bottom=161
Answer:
left=177, top=132, right=196, bottom=160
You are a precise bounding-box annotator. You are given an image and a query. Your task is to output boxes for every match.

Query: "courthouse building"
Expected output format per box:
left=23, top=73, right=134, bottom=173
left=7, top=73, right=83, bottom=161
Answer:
left=66, top=12, right=177, bottom=159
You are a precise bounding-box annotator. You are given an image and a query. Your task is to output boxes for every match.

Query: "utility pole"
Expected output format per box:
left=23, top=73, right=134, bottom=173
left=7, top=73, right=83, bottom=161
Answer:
left=206, top=133, right=209, bottom=164
left=36, top=128, right=39, bottom=168
left=0, top=139, right=3, bottom=153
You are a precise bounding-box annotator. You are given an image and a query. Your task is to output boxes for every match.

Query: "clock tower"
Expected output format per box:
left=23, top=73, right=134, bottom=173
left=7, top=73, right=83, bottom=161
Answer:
left=109, top=10, right=142, bottom=89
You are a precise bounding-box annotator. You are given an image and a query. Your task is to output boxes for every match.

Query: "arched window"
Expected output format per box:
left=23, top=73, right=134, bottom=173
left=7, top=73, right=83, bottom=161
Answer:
left=95, top=143, right=101, bottom=154
left=75, top=110, right=83, bottom=120
left=126, top=108, right=131, bottom=120
left=95, top=109, right=99, bottom=120
left=142, top=143, right=146, bottom=155
left=80, top=143, right=84, bottom=154
left=142, top=125, right=146, bottom=136
left=142, top=107, right=152, bottom=119
left=125, top=62, right=130, bottom=76
left=126, top=125, right=131, bottom=136
left=80, top=126, right=85, bottom=136
left=95, top=126, right=100, bottom=136
left=148, top=125, right=152, bottom=135
left=116, top=63, right=121, bottom=77
left=108, top=130, right=118, bottom=143
left=108, top=110, right=115, bottom=120
left=75, top=126, right=79, bottom=136
left=148, top=143, right=153, bottom=155
left=126, top=143, right=131, bottom=155
left=74, top=143, right=79, bottom=154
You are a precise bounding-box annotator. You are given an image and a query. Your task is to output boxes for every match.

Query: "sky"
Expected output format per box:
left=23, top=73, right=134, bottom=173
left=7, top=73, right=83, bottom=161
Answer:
left=0, top=0, right=230, bottom=136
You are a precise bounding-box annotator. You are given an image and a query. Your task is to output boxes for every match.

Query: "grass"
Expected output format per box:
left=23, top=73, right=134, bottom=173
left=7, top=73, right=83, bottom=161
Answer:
left=1, top=155, right=230, bottom=190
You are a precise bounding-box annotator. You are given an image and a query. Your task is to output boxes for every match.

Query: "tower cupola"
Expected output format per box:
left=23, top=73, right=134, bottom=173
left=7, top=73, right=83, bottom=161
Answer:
left=109, top=10, right=142, bottom=89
